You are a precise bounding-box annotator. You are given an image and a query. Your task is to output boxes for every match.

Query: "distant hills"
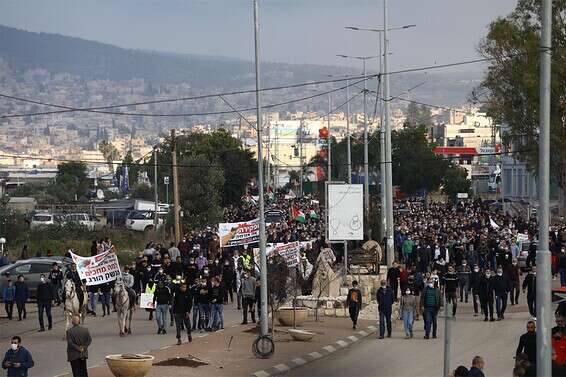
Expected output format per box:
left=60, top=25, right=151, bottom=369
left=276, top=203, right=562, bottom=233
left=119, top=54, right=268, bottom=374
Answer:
left=0, top=24, right=482, bottom=107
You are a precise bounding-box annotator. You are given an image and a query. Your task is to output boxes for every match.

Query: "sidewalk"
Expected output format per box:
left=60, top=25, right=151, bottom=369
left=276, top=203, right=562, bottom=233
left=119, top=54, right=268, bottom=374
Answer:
left=82, top=317, right=374, bottom=377
left=0, top=304, right=66, bottom=340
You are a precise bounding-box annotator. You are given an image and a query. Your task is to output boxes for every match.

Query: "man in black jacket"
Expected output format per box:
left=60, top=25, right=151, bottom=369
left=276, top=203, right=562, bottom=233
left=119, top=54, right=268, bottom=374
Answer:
left=478, top=269, right=495, bottom=322
left=376, top=280, right=394, bottom=339
left=36, top=274, right=53, bottom=331
left=469, top=264, right=482, bottom=316
left=152, top=281, right=172, bottom=335
left=516, top=320, right=536, bottom=365
left=387, top=263, right=400, bottom=302
left=522, top=266, right=536, bottom=319
left=492, top=267, right=510, bottom=320
left=346, top=280, right=362, bottom=330
left=172, top=282, right=193, bottom=345
left=444, top=266, right=459, bottom=316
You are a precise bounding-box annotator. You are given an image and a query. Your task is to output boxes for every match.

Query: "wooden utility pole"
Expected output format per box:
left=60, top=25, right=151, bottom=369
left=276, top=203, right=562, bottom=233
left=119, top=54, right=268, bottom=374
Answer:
left=171, top=128, right=181, bottom=243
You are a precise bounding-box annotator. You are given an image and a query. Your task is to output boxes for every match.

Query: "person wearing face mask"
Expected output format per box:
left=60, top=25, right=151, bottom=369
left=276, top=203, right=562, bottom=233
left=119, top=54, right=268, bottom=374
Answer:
left=2, top=336, right=34, bottom=377
left=221, top=259, right=235, bottom=304
left=376, top=280, right=394, bottom=339
left=491, top=267, right=510, bottom=320
left=457, top=260, right=471, bottom=303
left=505, top=258, right=521, bottom=305
left=522, top=267, right=536, bottom=320
left=186, top=258, right=198, bottom=286
left=36, top=274, right=54, bottom=331
left=400, top=288, right=416, bottom=339
left=420, top=278, right=441, bottom=339
left=241, top=270, right=257, bottom=325
left=478, top=269, right=495, bottom=322
left=469, top=265, right=482, bottom=316
left=153, top=267, right=168, bottom=286
left=444, top=265, right=459, bottom=316
left=346, top=281, right=363, bottom=330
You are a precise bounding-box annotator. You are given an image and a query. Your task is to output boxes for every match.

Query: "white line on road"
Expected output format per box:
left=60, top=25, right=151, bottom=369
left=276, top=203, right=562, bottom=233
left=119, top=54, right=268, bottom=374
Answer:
left=291, top=358, right=307, bottom=366
left=347, top=335, right=358, bottom=342
left=322, top=345, right=336, bottom=353
left=336, top=340, right=349, bottom=348
left=309, top=351, right=323, bottom=359
left=273, top=364, right=291, bottom=372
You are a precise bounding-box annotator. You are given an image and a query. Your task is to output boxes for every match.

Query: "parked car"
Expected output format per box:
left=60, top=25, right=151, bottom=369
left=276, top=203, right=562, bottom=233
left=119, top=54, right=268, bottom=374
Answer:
left=64, top=213, right=98, bottom=230
left=125, top=210, right=164, bottom=232
left=0, top=257, right=72, bottom=300
left=30, top=213, right=63, bottom=229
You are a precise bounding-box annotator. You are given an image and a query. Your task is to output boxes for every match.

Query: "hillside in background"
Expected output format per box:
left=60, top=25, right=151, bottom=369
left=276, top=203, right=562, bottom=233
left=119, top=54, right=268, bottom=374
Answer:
left=0, top=25, right=481, bottom=108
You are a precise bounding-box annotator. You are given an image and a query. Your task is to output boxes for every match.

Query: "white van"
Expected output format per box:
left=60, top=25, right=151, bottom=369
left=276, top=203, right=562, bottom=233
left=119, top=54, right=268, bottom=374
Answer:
left=30, top=213, right=58, bottom=229
left=125, top=210, right=164, bottom=232
left=65, top=213, right=98, bottom=231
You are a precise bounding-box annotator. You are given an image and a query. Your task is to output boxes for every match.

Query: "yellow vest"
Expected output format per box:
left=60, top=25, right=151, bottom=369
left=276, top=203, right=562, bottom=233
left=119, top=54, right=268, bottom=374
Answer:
left=145, top=284, right=156, bottom=294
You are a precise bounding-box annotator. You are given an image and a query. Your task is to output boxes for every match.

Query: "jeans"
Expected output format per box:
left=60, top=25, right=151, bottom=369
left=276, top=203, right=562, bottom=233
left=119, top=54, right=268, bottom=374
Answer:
left=175, top=312, right=192, bottom=340
left=423, top=307, right=437, bottom=337
left=495, top=293, right=507, bottom=318
left=155, top=304, right=169, bottom=330
left=510, top=281, right=520, bottom=304
left=4, top=300, right=13, bottom=319
left=198, top=303, right=210, bottom=330
left=481, top=298, right=494, bottom=319
left=446, top=292, right=458, bottom=316
left=192, top=304, right=200, bottom=330
left=459, top=280, right=469, bottom=302
left=38, top=301, right=52, bottom=330
left=402, top=310, right=414, bottom=337
left=209, top=303, right=223, bottom=330
left=16, top=300, right=26, bottom=320
left=378, top=310, right=392, bottom=337
left=560, top=268, right=566, bottom=287
left=101, top=292, right=111, bottom=314
left=89, top=292, right=97, bottom=314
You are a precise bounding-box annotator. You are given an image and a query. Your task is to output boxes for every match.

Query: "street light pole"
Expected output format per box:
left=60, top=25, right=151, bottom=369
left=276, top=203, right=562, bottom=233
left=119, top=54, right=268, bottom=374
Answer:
left=153, top=147, right=159, bottom=229
left=346, top=80, right=352, bottom=184
left=253, top=0, right=269, bottom=339
left=536, top=0, right=552, bottom=374
left=362, top=59, right=371, bottom=240
left=383, top=0, right=395, bottom=268
left=327, top=94, right=332, bottom=182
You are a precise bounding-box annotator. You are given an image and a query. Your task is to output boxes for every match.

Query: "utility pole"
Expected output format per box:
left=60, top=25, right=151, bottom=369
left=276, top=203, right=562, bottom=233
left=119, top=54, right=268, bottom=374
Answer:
left=327, top=95, right=332, bottom=182
left=253, top=0, right=269, bottom=341
left=299, top=118, right=304, bottom=198
left=345, top=80, right=352, bottom=272
left=536, top=0, right=552, bottom=374
left=153, top=147, right=158, bottom=229
left=266, top=122, right=271, bottom=191
left=383, top=0, right=395, bottom=268
left=171, top=128, right=181, bottom=244
left=362, top=60, right=370, bottom=240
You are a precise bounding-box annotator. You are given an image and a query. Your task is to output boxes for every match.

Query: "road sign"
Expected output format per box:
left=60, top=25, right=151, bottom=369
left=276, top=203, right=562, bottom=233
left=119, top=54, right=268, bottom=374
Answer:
left=457, top=193, right=469, bottom=199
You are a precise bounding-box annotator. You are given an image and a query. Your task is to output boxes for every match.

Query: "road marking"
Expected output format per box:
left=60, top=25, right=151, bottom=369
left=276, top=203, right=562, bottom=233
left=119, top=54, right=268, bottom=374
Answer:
left=309, top=351, right=323, bottom=359
left=367, top=325, right=377, bottom=331
left=347, top=335, right=358, bottom=342
left=231, top=324, right=239, bottom=328
left=253, top=371, right=270, bottom=377
left=323, top=345, right=336, bottom=353
left=336, top=340, right=349, bottom=348
left=161, top=345, right=172, bottom=349
left=291, top=358, right=307, bottom=366
left=273, top=364, right=290, bottom=372
left=358, top=330, right=368, bottom=337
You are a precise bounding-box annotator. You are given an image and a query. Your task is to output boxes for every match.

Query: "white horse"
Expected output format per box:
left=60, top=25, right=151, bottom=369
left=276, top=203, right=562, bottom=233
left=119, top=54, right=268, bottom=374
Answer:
left=64, top=279, right=87, bottom=334
left=113, top=280, right=135, bottom=336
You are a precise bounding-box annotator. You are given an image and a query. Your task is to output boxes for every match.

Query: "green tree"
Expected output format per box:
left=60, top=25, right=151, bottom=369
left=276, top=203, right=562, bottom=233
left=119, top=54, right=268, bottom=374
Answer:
left=129, top=183, right=153, bottom=200
left=442, top=164, right=472, bottom=200
left=49, top=162, right=90, bottom=202
left=392, top=124, right=449, bottom=195
left=475, top=0, right=566, bottom=193
left=99, top=140, right=122, bottom=169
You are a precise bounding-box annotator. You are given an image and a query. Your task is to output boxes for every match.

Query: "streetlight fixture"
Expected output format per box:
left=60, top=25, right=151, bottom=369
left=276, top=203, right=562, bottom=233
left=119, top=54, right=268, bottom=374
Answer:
left=0, top=237, right=6, bottom=255
left=336, top=54, right=378, bottom=240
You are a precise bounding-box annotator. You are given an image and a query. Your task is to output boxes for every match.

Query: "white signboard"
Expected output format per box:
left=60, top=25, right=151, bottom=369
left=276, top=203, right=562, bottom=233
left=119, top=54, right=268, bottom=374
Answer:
left=139, top=293, right=155, bottom=309
left=457, top=193, right=469, bottom=199
left=70, top=251, right=121, bottom=286
left=218, top=219, right=260, bottom=247
left=327, top=184, right=364, bottom=240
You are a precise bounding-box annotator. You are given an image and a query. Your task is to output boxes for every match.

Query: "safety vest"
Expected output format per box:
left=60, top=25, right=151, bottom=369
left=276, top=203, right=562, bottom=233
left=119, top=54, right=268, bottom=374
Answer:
left=242, top=255, right=252, bottom=270
left=145, top=284, right=156, bottom=294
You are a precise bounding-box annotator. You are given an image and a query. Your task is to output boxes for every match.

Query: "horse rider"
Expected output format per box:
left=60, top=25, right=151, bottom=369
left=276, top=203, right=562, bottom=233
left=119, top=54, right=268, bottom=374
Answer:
left=121, top=266, right=137, bottom=301
left=64, top=264, right=85, bottom=310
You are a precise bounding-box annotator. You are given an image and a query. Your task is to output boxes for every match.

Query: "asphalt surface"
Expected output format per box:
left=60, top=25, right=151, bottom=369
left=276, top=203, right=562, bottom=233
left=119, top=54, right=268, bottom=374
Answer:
left=0, top=301, right=243, bottom=377
left=285, top=300, right=531, bottom=377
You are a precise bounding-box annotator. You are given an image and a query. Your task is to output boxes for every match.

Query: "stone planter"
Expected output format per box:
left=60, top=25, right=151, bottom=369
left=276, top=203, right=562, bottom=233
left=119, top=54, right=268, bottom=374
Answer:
left=106, top=354, right=154, bottom=377
left=277, top=307, right=308, bottom=327
left=288, top=328, right=315, bottom=341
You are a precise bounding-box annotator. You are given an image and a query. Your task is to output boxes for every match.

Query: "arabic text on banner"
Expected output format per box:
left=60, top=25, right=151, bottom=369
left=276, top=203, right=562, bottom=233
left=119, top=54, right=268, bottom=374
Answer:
left=70, top=251, right=121, bottom=286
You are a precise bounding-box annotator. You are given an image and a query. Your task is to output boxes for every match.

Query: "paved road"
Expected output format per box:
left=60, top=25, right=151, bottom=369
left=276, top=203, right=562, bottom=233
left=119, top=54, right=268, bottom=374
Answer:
left=285, top=301, right=531, bottom=377
left=1, top=302, right=244, bottom=377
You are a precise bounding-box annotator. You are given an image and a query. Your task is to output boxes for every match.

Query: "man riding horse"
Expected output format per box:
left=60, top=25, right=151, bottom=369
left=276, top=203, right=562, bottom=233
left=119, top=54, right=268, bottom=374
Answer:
left=64, top=264, right=85, bottom=310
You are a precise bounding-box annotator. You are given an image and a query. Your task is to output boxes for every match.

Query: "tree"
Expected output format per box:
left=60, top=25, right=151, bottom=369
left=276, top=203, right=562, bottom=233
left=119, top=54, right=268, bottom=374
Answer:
left=49, top=162, right=90, bottom=202
left=442, top=164, right=472, bottom=200
left=129, top=183, right=153, bottom=201
left=99, top=140, right=122, bottom=169
left=392, top=124, right=449, bottom=195
left=475, top=0, right=566, bottom=204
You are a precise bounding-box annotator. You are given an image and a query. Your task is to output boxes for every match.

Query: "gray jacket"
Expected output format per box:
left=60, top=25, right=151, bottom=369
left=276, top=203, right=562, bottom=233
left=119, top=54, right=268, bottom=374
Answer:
left=241, top=276, right=256, bottom=298
left=66, top=325, right=92, bottom=362
left=400, top=294, right=417, bottom=313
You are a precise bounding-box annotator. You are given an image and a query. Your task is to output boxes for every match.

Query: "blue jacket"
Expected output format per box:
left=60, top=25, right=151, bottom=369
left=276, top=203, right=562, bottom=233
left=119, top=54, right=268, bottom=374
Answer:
left=2, top=346, right=34, bottom=377
left=376, top=286, right=394, bottom=312
left=2, top=286, right=15, bottom=302
left=14, top=282, right=28, bottom=302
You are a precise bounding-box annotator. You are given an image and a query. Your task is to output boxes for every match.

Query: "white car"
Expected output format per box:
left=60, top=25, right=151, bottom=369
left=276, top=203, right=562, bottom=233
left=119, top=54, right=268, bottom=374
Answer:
left=125, top=210, right=164, bottom=232
left=30, top=213, right=58, bottom=229
left=65, top=213, right=97, bottom=231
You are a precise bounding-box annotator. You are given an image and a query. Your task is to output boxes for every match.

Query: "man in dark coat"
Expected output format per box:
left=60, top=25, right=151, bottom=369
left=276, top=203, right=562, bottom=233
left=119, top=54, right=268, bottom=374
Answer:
left=376, top=280, right=394, bottom=339
left=66, top=315, right=92, bottom=377
left=36, top=274, right=53, bottom=331
left=2, top=335, right=34, bottom=377
left=346, top=280, right=362, bottom=330
left=172, top=282, right=193, bottom=345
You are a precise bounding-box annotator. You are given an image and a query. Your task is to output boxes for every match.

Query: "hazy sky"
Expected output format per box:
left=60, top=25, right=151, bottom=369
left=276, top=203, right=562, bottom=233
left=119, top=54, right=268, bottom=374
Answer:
left=2, top=0, right=517, bottom=72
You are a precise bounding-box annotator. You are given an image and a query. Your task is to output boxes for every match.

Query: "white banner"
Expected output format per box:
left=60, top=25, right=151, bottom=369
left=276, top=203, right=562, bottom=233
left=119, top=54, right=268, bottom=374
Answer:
left=327, top=184, right=364, bottom=240
left=70, top=251, right=121, bottom=286
left=218, top=219, right=260, bottom=247
left=265, top=241, right=301, bottom=268
left=139, top=293, right=155, bottom=309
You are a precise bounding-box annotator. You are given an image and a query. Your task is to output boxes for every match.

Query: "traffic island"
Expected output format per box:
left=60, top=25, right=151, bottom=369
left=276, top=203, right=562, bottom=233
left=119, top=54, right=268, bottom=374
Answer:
left=80, top=317, right=375, bottom=377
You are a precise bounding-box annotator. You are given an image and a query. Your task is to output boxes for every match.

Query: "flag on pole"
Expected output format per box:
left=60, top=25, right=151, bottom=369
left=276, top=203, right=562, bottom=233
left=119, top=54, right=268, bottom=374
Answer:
left=291, top=206, right=306, bottom=222
left=309, top=210, right=318, bottom=219
left=267, top=186, right=275, bottom=201
left=489, top=217, right=500, bottom=229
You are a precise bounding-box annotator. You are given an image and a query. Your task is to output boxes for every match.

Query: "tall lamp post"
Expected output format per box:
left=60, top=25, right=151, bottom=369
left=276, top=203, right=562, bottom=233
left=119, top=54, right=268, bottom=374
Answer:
left=336, top=54, right=378, bottom=240
left=345, top=22, right=416, bottom=264
left=0, top=237, right=5, bottom=256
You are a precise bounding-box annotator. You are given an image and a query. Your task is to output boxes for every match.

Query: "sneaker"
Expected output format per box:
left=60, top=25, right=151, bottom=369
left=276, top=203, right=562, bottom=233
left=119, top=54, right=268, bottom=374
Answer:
left=532, top=316, right=537, bottom=321
left=483, top=317, right=488, bottom=322
left=177, top=339, right=182, bottom=345
left=162, top=330, right=167, bottom=335
left=424, top=335, right=429, bottom=339
left=432, top=335, right=437, bottom=339
left=188, top=334, right=193, bottom=343
left=378, top=336, right=384, bottom=339
left=157, top=329, right=162, bottom=334
left=39, top=328, right=45, bottom=332
left=490, top=318, right=495, bottom=322
left=474, top=313, right=478, bottom=317
left=241, top=321, right=248, bottom=325
left=405, top=335, right=410, bottom=339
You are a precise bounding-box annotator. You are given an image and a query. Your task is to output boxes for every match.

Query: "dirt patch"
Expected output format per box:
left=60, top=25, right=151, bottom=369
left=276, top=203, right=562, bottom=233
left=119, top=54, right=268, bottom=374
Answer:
left=154, top=355, right=208, bottom=368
